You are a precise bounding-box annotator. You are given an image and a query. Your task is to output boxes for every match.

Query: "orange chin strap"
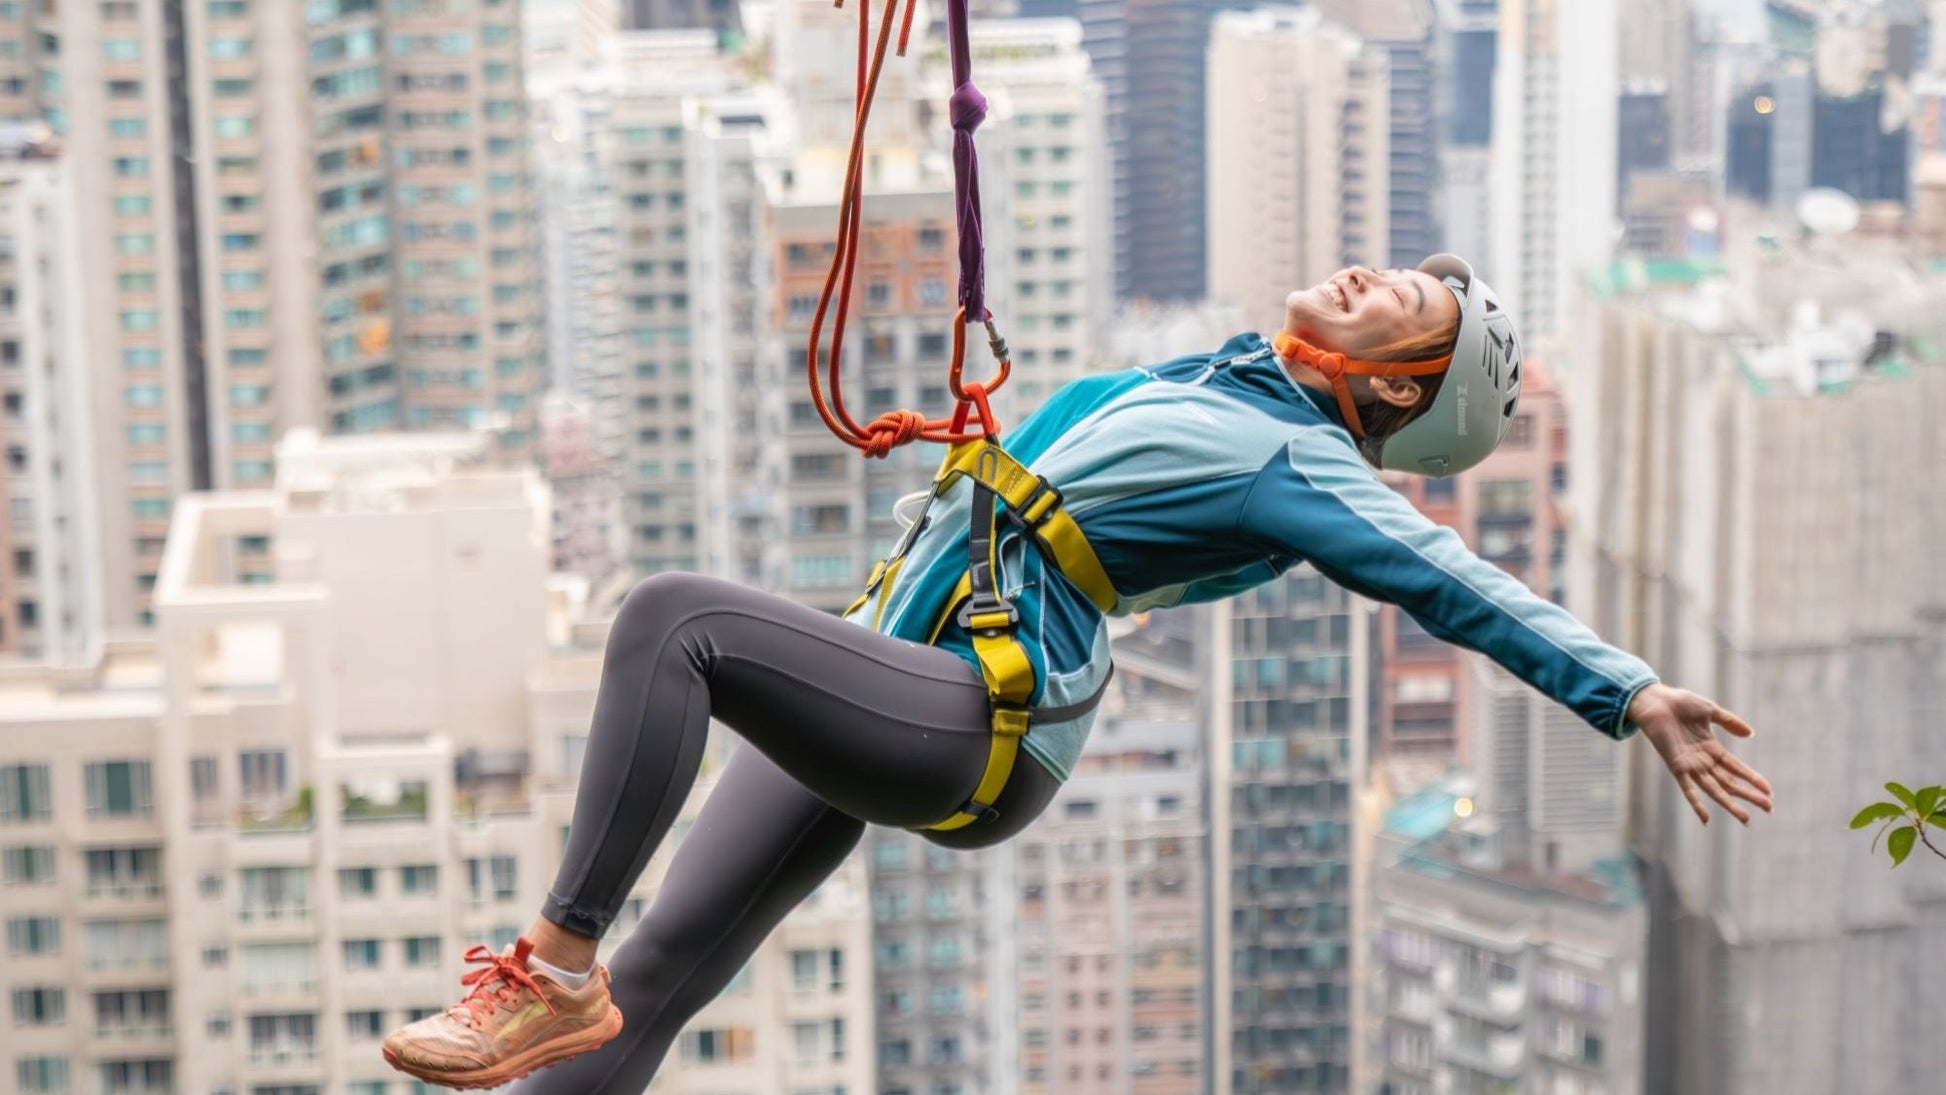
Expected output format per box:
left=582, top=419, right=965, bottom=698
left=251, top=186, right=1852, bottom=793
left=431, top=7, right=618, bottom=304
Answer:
left=1270, top=331, right=1452, bottom=440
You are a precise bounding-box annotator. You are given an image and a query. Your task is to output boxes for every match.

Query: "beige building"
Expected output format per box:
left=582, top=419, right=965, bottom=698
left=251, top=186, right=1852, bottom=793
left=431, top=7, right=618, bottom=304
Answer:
left=1367, top=778, right=1646, bottom=1095
left=0, top=0, right=545, bottom=631
left=1488, top=0, right=1619, bottom=341
left=1207, top=7, right=1391, bottom=331
left=0, top=134, right=107, bottom=666
left=0, top=430, right=871, bottom=1094
left=1569, top=225, right=1946, bottom=1092
left=1007, top=612, right=1209, bottom=1095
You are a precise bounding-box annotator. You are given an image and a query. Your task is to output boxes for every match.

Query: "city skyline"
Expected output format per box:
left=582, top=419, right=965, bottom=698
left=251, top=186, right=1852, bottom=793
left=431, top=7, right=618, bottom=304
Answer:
left=0, top=1, right=1942, bottom=1093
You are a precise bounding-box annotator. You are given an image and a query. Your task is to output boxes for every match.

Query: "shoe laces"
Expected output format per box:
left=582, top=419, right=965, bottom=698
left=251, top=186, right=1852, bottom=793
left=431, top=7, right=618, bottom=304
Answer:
left=450, top=938, right=560, bottom=1028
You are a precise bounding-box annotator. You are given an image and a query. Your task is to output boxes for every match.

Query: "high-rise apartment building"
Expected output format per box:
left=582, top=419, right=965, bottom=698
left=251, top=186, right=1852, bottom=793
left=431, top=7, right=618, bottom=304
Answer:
left=1208, top=576, right=1370, bottom=1094
left=605, top=31, right=739, bottom=581
left=1488, top=0, right=1619, bottom=339
left=966, top=18, right=1114, bottom=410
left=0, top=133, right=107, bottom=664
left=1007, top=611, right=1209, bottom=1095
left=1016, top=0, right=1258, bottom=303
left=0, top=0, right=544, bottom=630
left=0, top=430, right=873, bottom=1093
left=1318, top=0, right=1440, bottom=269
left=1433, top=0, right=1497, bottom=270
left=1207, top=7, right=1391, bottom=329
left=1570, top=227, right=1946, bottom=1093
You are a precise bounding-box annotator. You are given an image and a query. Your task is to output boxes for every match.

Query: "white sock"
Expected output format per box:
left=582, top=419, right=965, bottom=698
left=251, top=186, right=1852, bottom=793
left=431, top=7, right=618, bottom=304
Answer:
left=529, top=952, right=594, bottom=989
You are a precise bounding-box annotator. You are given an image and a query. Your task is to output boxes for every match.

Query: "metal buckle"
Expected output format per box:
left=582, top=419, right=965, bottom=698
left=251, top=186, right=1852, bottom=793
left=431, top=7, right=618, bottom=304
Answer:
left=956, top=598, right=1019, bottom=635
left=1012, top=479, right=1063, bottom=530
left=959, top=800, right=1002, bottom=825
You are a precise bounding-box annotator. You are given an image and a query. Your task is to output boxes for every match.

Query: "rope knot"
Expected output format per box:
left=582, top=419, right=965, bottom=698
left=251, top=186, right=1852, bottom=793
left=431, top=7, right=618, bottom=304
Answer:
left=864, top=409, right=928, bottom=459
left=950, top=82, right=988, bottom=132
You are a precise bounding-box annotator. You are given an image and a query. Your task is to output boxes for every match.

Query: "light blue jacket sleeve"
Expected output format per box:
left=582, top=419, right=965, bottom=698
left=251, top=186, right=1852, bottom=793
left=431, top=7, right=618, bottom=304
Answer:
left=1236, top=425, right=1658, bottom=741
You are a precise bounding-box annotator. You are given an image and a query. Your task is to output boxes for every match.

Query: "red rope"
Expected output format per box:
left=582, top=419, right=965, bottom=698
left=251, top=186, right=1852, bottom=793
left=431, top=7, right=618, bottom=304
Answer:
left=809, top=0, right=1011, bottom=459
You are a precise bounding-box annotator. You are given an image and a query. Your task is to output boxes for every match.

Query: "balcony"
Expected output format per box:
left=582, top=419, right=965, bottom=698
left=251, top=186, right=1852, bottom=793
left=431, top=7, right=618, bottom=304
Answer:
left=1449, top=980, right=1527, bottom=1023
left=1438, top=1030, right=1524, bottom=1079
left=238, top=787, right=316, bottom=833
left=83, top=880, right=166, bottom=901
left=94, top=1022, right=173, bottom=1041
left=237, top=903, right=313, bottom=926
left=246, top=1043, right=320, bottom=1069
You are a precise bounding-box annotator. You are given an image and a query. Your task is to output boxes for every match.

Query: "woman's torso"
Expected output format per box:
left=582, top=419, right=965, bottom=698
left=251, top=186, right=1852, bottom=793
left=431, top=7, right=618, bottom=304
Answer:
left=844, top=330, right=1346, bottom=780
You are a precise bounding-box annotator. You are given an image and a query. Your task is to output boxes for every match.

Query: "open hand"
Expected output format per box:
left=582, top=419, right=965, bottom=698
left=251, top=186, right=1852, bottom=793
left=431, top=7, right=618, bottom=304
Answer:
left=1628, top=683, right=1774, bottom=826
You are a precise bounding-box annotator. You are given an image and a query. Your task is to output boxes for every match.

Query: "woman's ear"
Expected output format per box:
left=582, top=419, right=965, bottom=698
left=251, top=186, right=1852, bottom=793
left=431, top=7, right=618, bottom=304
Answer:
left=1368, top=376, right=1423, bottom=409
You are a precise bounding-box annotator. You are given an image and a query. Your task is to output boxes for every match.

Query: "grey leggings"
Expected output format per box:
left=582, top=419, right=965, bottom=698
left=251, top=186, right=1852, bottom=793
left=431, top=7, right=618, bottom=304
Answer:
left=511, top=572, right=1066, bottom=1092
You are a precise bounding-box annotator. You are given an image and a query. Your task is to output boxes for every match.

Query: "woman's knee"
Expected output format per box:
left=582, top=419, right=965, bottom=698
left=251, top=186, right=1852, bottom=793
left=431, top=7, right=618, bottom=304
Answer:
left=612, top=572, right=722, bottom=646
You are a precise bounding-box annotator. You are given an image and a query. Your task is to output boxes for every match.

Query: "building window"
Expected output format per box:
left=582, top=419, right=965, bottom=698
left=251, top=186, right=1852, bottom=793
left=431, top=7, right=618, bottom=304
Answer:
left=6, top=916, right=59, bottom=955
left=0, top=765, right=51, bottom=823
left=15, top=1056, right=68, bottom=1092
left=85, top=761, right=153, bottom=818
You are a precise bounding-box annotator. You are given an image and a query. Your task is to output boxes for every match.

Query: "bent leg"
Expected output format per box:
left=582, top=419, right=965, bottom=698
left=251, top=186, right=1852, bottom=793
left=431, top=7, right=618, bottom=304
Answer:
left=543, top=571, right=995, bottom=938
left=511, top=745, right=864, bottom=1093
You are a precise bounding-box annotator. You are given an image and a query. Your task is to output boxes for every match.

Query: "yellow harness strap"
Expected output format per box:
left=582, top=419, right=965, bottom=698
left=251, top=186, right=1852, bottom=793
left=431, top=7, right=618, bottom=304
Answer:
left=886, top=439, right=1116, bottom=831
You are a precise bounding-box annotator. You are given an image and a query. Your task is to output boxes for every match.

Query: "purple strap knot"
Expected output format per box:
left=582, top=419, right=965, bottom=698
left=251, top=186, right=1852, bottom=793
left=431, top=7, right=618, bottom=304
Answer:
left=950, top=82, right=988, bottom=133
left=946, top=0, right=988, bottom=322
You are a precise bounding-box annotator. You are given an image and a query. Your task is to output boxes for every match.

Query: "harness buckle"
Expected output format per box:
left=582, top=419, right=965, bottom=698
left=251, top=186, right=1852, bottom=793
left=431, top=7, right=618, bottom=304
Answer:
left=956, top=597, right=1019, bottom=636
left=1011, top=479, right=1064, bottom=530
left=959, top=800, right=1002, bottom=825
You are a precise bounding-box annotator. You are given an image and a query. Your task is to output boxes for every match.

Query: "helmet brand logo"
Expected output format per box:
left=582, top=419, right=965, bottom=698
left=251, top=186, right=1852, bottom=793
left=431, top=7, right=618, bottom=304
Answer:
left=1455, top=382, right=1468, bottom=435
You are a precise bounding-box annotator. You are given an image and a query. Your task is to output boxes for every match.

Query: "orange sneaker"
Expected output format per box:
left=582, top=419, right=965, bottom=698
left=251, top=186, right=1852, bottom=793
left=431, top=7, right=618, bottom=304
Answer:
left=381, top=937, right=624, bottom=1090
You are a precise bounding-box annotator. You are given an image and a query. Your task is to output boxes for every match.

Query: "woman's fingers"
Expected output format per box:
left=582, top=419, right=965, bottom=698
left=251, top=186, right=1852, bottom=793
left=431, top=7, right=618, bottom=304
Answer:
left=1710, top=703, right=1757, bottom=739
left=1677, top=770, right=1711, bottom=826
left=1695, top=769, right=1752, bottom=826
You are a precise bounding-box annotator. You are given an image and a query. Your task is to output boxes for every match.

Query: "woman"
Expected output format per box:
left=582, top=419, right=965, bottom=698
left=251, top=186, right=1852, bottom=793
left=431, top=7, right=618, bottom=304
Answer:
left=382, top=255, right=1774, bottom=1090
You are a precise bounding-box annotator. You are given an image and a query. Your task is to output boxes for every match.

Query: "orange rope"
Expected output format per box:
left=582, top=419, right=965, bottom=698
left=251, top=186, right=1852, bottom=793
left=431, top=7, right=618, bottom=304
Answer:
left=808, top=0, right=1012, bottom=459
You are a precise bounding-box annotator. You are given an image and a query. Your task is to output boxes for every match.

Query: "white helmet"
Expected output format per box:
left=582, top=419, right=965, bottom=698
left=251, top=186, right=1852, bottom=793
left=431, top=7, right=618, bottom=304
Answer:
left=1272, top=254, right=1523, bottom=477
left=1379, top=254, right=1523, bottom=477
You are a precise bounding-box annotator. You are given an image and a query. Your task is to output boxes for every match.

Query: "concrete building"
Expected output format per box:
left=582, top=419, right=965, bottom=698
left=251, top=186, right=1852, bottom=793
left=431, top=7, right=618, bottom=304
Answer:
left=1207, top=7, right=1391, bottom=331
left=1005, top=611, right=1209, bottom=1095
left=0, top=0, right=545, bottom=630
left=604, top=31, right=741, bottom=582
left=0, top=134, right=107, bottom=666
left=1368, top=781, right=1646, bottom=1095
left=1207, top=575, right=1371, bottom=1094
left=1568, top=224, right=1946, bottom=1093
left=964, top=18, right=1115, bottom=410
left=1317, top=0, right=1440, bottom=269
left=1488, top=0, right=1619, bottom=340
left=0, top=430, right=872, bottom=1094
left=526, top=0, right=624, bottom=447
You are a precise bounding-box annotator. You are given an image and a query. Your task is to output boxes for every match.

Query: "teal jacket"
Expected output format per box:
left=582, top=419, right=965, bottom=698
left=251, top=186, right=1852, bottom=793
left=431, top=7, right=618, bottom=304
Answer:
left=844, top=331, right=1658, bottom=780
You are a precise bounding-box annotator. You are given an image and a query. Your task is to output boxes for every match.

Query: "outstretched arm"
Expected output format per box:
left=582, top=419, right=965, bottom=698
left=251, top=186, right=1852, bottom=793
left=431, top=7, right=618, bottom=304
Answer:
left=1238, top=426, right=1773, bottom=826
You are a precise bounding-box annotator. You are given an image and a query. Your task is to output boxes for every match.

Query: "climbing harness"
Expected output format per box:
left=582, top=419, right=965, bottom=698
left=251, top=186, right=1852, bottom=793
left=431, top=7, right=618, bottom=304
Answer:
left=814, top=0, right=1116, bottom=830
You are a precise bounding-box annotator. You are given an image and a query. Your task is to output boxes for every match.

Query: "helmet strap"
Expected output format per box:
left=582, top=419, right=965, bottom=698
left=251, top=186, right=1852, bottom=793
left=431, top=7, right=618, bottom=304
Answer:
left=1270, top=331, right=1452, bottom=441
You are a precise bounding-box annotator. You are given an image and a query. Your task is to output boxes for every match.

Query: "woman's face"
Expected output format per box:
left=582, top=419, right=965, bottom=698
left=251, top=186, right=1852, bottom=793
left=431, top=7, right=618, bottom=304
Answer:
left=1283, top=266, right=1459, bottom=358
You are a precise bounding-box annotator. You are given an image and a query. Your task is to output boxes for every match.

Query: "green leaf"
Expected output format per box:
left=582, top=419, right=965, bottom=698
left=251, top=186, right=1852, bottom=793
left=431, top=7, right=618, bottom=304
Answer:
left=1929, top=812, right=1946, bottom=832
left=1917, top=787, right=1943, bottom=818
left=1851, top=802, right=1906, bottom=828
left=1889, top=826, right=1917, bottom=867
left=1886, top=783, right=1918, bottom=809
